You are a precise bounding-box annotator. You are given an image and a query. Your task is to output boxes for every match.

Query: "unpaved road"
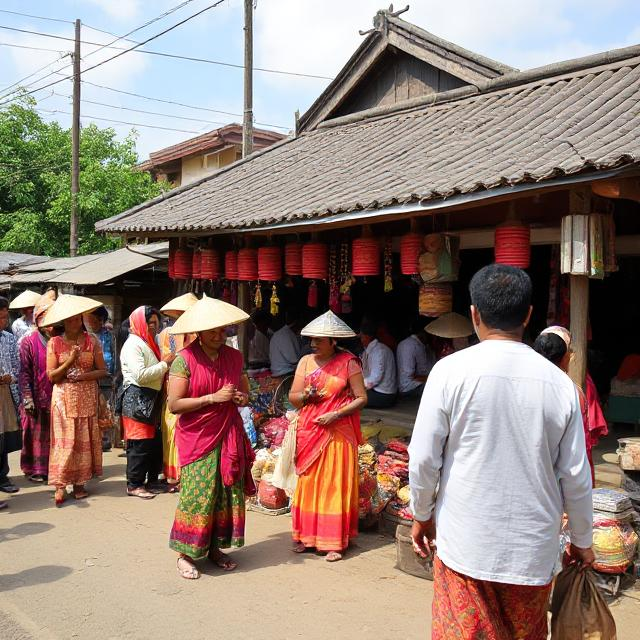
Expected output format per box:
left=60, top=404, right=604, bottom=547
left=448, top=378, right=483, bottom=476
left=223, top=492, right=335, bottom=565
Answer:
left=1, top=450, right=638, bottom=640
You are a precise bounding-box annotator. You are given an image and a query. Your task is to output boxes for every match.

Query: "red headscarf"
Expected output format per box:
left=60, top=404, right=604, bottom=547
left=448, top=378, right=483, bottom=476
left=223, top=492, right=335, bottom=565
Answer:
left=129, top=306, right=161, bottom=361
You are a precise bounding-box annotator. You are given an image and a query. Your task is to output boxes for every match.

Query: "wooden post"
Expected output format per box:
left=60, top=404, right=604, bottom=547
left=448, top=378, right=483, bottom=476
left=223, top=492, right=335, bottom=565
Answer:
left=242, top=0, right=253, bottom=158
left=237, top=282, right=250, bottom=362
left=567, top=188, right=591, bottom=390
left=70, top=19, right=81, bottom=257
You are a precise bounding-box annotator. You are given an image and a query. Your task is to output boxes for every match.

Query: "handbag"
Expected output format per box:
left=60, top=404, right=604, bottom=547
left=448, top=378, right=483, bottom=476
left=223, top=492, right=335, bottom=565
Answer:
left=121, top=384, right=160, bottom=425
left=271, top=413, right=298, bottom=493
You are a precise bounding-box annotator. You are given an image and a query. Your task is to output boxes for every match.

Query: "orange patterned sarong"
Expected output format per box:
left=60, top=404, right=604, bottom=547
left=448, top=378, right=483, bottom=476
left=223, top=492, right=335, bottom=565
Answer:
left=432, top=556, right=551, bottom=640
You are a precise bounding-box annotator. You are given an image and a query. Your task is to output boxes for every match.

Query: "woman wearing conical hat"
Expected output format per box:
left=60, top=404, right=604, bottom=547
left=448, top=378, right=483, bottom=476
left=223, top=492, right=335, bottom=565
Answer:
left=289, top=310, right=367, bottom=561
left=19, top=290, right=56, bottom=482
left=167, top=295, right=255, bottom=580
left=44, top=294, right=109, bottom=506
left=158, top=293, right=198, bottom=490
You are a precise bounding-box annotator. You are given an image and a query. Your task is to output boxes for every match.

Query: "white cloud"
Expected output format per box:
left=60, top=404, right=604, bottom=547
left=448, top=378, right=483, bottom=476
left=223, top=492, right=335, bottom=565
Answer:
left=83, top=0, right=142, bottom=21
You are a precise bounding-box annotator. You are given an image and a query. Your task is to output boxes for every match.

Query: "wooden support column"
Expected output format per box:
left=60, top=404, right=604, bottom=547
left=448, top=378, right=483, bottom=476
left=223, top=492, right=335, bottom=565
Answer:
left=567, top=188, right=591, bottom=390
left=237, top=282, right=250, bottom=362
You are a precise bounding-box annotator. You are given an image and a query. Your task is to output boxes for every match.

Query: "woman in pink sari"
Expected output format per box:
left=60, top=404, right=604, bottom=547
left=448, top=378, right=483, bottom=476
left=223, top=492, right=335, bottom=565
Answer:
left=167, top=295, right=254, bottom=580
left=289, top=311, right=367, bottom=561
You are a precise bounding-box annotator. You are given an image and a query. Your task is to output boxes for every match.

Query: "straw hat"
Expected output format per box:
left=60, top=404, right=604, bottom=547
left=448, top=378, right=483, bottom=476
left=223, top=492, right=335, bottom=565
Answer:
left=160, top=292, right=199, bottom=318
left=9, top=289, right=42, bottom=310
left=300, top=310, right=356, bottom=338
left=425, top=312, right=474, bottom=339
left=169, top=293, right=249, bottom=334
left=41, top=293, right=103, bottom=327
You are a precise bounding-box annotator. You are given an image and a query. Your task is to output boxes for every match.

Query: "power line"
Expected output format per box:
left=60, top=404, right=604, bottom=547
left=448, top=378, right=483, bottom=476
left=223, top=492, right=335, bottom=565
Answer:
left=77, top=80, right=292, bottom=130
left=0, top=54, right=70, bottom=98
left=0, top=24, right=333, bottom=80
left=0, top=41, right=66, bottom=54
left=37, top=107, right=204, bottom=134
left=0, top=9, right=73, bottom=25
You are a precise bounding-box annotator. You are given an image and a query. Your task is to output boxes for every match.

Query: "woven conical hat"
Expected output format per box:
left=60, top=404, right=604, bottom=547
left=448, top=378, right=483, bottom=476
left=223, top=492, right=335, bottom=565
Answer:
left=41, top=294, right=103, bottom=327
left=169, top=293, right=248, bottom=334
left=9, top=289, right=42, bottom=310
left=160, top=292, right=199, bottom=318
left=300, top=310, right=356, bottom=338
left=425, top=312, right=473, bottom=339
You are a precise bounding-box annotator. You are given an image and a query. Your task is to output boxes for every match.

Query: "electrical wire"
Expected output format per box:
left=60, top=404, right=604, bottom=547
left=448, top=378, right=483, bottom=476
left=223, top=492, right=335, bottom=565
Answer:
left=0, top=9, right=73, bottom=25
left=0, top=25, right=333, bottom=80
left=0, top=41, right=66, bottom=54
left=0, top=1, right=228, bottom=106
left=37, top=107, right=203, bottom=134
left=0, top=54, right=70, bottom=98
left=62, top=82, right=291, bottom=130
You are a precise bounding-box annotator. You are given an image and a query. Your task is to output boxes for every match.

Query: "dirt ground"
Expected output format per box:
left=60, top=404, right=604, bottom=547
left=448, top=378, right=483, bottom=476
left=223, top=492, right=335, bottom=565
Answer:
left=1, top=449, right=639, bottom=640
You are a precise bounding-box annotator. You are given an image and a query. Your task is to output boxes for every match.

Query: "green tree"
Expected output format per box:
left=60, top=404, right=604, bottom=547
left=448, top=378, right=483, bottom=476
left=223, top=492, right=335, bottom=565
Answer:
left=0, top=97, right=166, bottom=256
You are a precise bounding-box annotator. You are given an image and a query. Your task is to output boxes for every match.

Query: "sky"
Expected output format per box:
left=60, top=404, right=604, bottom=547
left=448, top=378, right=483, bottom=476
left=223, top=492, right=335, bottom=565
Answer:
left=1, top=0, right=639, bottom=161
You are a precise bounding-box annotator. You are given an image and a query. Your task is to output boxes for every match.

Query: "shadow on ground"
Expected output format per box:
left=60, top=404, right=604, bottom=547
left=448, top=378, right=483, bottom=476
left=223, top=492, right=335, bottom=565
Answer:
left=0, top=565, right=73, bottom=592
left=0, top=521, right=54, bottom=543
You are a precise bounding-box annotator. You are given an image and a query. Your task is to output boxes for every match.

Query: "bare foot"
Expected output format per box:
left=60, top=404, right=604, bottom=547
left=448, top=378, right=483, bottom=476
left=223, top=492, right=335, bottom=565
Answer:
left=208, top=549, right=237, bottom=571
left=325, top=551, right=343, bottom=562
left=177, top=556, right=200, bottom=580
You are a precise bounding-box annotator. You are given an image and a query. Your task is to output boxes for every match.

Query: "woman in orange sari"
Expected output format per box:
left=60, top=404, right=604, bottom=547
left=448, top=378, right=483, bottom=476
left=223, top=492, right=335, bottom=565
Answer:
left=289, top=311, right=367, bottom=561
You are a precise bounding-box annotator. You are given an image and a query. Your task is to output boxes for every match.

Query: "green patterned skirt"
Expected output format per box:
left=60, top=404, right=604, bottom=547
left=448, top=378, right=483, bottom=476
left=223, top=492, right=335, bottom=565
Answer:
left=169, top=445, right=246, bottom=559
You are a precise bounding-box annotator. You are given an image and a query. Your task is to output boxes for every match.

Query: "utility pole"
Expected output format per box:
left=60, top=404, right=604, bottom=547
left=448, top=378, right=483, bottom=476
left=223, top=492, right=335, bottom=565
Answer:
left=242, top=0, right=253, bottom=158
left=70, top=19, right=81, bottom=256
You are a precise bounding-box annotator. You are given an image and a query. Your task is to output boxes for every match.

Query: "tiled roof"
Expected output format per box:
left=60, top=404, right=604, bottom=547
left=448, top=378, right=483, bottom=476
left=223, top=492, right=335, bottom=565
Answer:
left=97, top=48, right=640, bottom=235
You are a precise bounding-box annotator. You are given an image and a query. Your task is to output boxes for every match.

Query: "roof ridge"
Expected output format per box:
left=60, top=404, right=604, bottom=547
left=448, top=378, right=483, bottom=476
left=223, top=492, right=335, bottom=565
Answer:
left=316, top=47, right=640, bottom=130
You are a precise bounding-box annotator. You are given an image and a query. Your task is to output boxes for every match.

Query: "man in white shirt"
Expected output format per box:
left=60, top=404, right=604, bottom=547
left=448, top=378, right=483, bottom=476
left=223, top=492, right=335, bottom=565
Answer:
left=396, top=318, right=435, bottom=399
left=248, top=309, right=273, bottom=369
left=360, top=320, right=397, bottom=408
left=409, top=264, right=594, bottom=639
left=269, top=311, right=303, bottom=378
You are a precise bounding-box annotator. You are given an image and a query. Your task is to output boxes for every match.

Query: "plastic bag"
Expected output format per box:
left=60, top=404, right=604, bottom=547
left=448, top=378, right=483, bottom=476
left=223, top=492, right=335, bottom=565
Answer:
left=550, top=565, right=617, bottom=639
left=271, top=415, right=297, bottom=493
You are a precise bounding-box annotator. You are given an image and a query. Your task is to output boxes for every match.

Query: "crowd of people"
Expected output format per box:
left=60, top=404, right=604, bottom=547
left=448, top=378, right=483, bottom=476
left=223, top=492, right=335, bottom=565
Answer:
left=0, top=264, right=604, bottom=637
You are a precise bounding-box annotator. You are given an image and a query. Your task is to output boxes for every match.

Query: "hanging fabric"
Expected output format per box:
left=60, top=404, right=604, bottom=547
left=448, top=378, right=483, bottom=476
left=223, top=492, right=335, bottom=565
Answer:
left=308, top=280, right=318, bottom=308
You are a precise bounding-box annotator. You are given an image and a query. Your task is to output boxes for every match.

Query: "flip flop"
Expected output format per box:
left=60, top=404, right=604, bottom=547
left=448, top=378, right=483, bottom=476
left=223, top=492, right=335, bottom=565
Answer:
left=177, top=557, right=200, bottom=580
left=0, top=501, right=7, bottom=510
left=325, top=552, right=343, bottom=562
left=209, top=550, right=237, bottom=571
left=127, top=488, right=155, bottom=500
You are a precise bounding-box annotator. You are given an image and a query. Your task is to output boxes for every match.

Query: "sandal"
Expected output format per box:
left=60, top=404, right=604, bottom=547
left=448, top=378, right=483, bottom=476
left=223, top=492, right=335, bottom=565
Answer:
left=0, top=501, right=8, bottom=510
left=29, top=474, right=46, bottom=483
left=325, top=551, right=343, bottom=562
left=167, top=483, right=180, bottom=494
left=208, top=549, right=237, bottom=571
left=54, top=488, right=67, bottom=507
left=177, top=556, right=200, bottom=580
left=73, top=485, right=89, bottom=500
left=127, top=487, right=156, bottom=500
left=292, top=542, right=311, bottom=554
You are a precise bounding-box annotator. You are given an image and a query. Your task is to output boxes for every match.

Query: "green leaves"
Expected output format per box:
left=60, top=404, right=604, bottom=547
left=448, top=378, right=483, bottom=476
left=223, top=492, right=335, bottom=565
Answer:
left=0, top=98, right=166, bottom=257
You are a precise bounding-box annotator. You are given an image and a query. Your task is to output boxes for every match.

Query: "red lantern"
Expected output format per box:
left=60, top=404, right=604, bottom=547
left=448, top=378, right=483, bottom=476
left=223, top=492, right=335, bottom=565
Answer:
left=237, top=248, right=258, bottom=281
left=495, top=223, right=530, bottom=269
left=258, top=246, right=282, bottom=281
left=225, top=251, right=238, bottom=280
left=192, top=249, right=202, bottom=280
left=419, top=284, right=452, bottom=317
left=173, top=248, right=192, bottom=280
left=400, top=233, right=422, bottom=275
left=200, top=248, right=221, bottom=279
left=285, top=243, right=302, bottom=276
left=352, top=237, right=380, bottom=276
left=302, top=242, right=328, bottom=280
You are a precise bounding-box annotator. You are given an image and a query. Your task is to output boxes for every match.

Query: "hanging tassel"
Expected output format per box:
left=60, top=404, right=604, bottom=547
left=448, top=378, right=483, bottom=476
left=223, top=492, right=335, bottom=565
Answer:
left=254, top=283, right=263, bottom=308
left=308, top=280, right=318, bottom=308
left=270, top=284, right=280, bottom=316
left=384, top=238, right=393, bottom=292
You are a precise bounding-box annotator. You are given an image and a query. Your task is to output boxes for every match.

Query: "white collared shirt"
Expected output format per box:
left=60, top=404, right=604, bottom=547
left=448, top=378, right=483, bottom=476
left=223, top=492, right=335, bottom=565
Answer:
left=269, top=325, right=301, bottom=377
left=396, top=334, right=435, bottom=394
left=362, top=339, right=397, bottom=395
left=408, top=340, right=593, bottom=586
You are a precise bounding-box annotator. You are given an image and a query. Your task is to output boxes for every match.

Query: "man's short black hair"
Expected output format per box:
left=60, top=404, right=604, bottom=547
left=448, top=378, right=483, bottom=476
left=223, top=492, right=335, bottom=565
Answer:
left=411, top=317, right=427, bottom=336
left=144, top=306, right=161, bottom=323
left=533, top=333, right=567, bottom=365
left=360, top=318, right=378, bottom=338
left=469, top=264, right=532, bottom=331
left=91, top=306, right=109, bottom=322
left=0, top=296, right=8, bottom=311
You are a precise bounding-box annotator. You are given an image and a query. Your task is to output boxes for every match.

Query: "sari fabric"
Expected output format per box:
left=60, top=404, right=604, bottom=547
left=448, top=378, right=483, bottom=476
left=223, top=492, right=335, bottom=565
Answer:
left=48, top=334, right=102, bottom=487
left=19, top=331, right=53, bottom=476
left=292, top=351, right=362, bottom=552
left=129, top=306, right=161, bottom=361
left=432, top=556, right=551, bottom=640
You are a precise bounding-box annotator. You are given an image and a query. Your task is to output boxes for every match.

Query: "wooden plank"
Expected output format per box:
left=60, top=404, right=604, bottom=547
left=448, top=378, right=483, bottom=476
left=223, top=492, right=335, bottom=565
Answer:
left=569, top=274, right=589, bottom=389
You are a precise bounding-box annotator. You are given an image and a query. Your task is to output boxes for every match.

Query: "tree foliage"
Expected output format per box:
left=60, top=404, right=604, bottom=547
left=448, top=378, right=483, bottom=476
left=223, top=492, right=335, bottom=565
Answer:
left=0, top=98, right=166, bottom=256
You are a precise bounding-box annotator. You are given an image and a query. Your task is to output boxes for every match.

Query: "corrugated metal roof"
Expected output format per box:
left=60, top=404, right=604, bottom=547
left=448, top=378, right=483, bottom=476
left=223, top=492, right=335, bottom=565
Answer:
left=97, top=47, right=640, bottom=236
left=0, top=252, right=50, bottom=273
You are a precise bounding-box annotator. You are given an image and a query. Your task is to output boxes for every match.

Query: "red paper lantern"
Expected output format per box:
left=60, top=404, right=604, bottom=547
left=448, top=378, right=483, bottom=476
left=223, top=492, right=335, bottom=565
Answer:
left=352, top=237, right=380, bottom=276
left=302, top=242, right=328, bottom=280
left=258, top=246, right=282, bottom=281
left=225, top=251, right=238, bottom=280
left=173, top=248, right=193, bottom=280
left=237, top=248, right=258, bottom=281
left=400, top=233, right=422, bottom=275
left=284, top=243, right=302, bottom=276
left=192, top=250, right=202, bottom=280
left=200, top=248, right=221, bottom=279
left=495, top=224, right=530, bottom=269
left=168, top=247, right=176, bottom=279
left=419, top=283, right=453, bottom=317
